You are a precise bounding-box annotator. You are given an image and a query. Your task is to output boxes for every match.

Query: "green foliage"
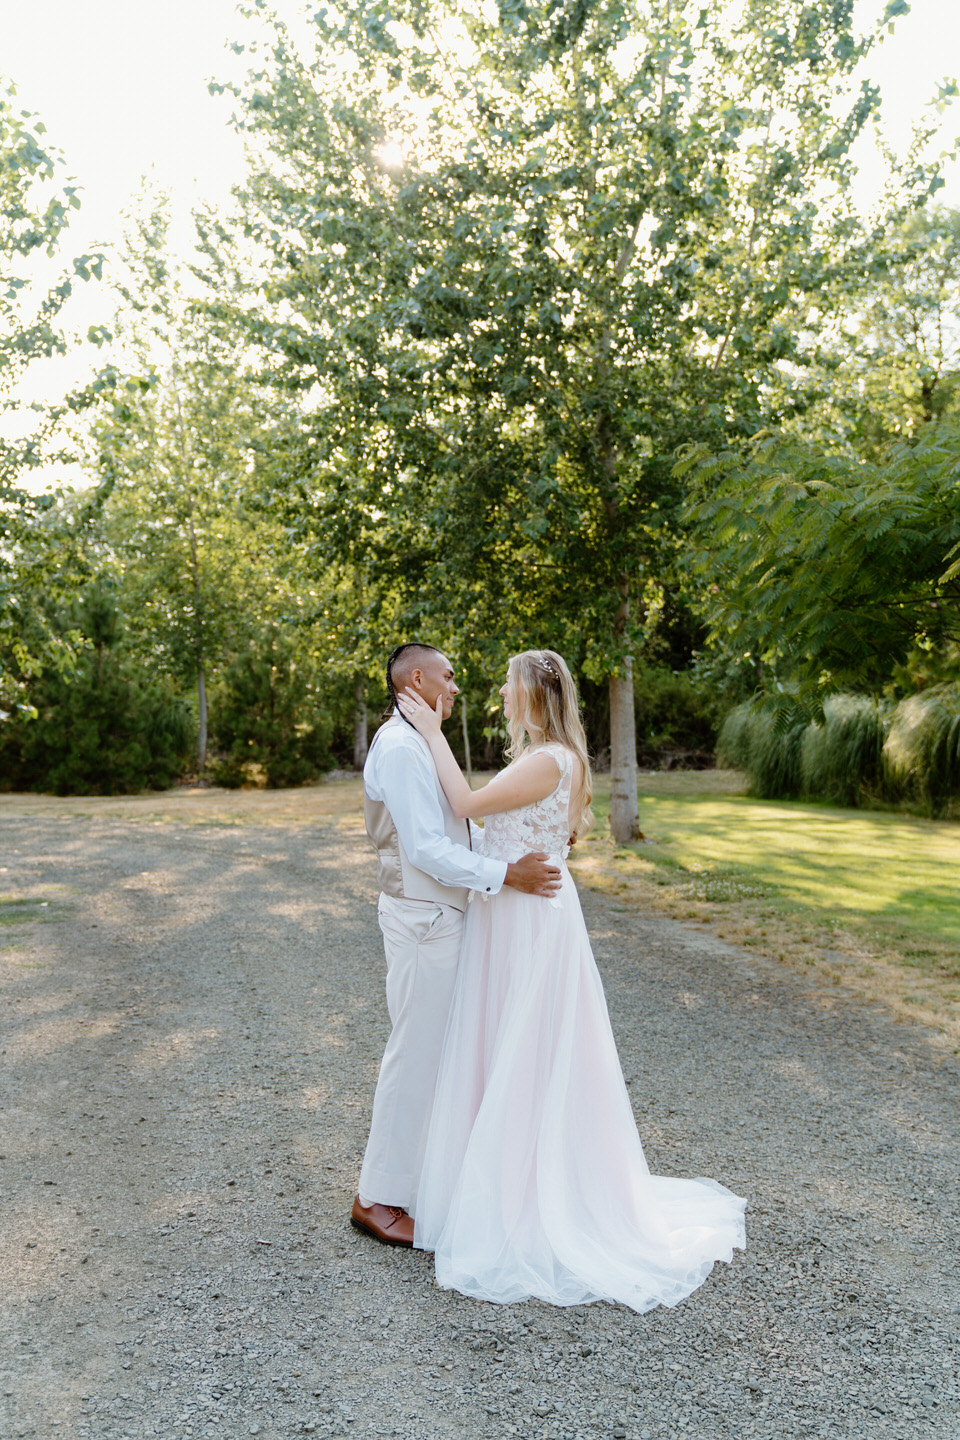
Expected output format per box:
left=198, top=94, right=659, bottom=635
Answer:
left=799, top=695, right=887, bottom=807
left=84, top=196, right=318, bottom=772
left=883, top=684, right=960, bottom=817
left=634, top=664, right=718, bottom=766
left=764, top=204, right=960, bottom=456
left=714, top=703, right=756, bottom=773
left=752, top=715, right=814, bottom=803
left=826, top=206, right=960, bottom=454
left=218, top=0, right=940, bottom=808
left=720, top=689, right=960, bottom=815
left=7, top=7, right=954, bottom=797
left=209, top=630, right=335, bottom=788
left=717, top=702, right=806, bottom=798
left=0, top=83, right=111, bottom=718
left=681, top=423, right=960, bottom=715
left=0, top=583, right=193, bottom=794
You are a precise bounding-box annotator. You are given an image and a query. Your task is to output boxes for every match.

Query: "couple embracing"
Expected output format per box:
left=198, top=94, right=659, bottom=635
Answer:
left=352, top=643, right=746, bottom=1312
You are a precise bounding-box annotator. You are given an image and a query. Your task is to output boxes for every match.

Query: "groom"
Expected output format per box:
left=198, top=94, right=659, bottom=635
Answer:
left=352, top=642, right=561, bottom=1246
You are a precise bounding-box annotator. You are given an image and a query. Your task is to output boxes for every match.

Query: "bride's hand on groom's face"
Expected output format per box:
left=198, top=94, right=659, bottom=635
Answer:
left=398, top=687, right=444, bottom=736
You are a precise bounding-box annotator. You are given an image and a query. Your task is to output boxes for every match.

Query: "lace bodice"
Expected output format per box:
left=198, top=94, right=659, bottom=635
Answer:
left=480, top=743, right=573, bottom=864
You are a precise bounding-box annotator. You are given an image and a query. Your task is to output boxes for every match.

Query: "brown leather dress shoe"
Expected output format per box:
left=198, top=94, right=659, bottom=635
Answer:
left=350, top=1196, right=415, bottom=1247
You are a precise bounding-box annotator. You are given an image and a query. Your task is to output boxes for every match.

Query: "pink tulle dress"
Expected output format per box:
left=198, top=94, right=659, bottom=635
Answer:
left=412, top=742, right=747, bottom=1311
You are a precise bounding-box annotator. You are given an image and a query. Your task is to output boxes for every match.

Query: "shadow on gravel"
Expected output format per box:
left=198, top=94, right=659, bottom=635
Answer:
left=1, top=814, right=958, bottom=1440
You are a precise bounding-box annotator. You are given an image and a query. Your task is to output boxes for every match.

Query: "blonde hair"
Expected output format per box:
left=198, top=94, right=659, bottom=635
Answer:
left=505, top=649, right=593, bottom=838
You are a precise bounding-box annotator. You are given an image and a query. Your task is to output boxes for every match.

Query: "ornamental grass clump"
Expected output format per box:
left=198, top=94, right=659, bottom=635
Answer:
left=718, top=689, right=960, bottom=814
left=800, top=695, right=889, bottom=808
left=883, top=684, right=960, bottom=817
left=716, top=703, right=805, bottom=799
left=715, top=702, right=756, bottom=773
left=749, top=711, right=807, bottom=799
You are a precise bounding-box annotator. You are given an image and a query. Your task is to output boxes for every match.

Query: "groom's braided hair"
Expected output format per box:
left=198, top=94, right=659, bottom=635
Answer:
left=383, top=641, right=444, bottom=720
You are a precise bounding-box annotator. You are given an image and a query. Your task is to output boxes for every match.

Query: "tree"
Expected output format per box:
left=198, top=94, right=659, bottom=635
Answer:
left=209, top=624, right=335, bottom=786
left=791, top=205, right=960, bottom=455
left=0, top=82, right=109, bottom=718
left=680, top=204, right=960, bottom=717
left=856, top=206, right=960, bottom=439
left=0, top=578, right=193, bottom=794
left=222, top=0, right=940, bottom=838
left=89, top=199, right=298, bottom=772
left=679, top=423, right=960, bottom=715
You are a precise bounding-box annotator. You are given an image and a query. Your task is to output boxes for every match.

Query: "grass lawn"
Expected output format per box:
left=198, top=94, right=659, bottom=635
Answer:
left=571, top=771, right=960, bottom=1053
left=619, top=775, right=958, bottom=943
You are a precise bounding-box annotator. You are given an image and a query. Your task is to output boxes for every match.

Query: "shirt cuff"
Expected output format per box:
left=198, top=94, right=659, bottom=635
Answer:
left=482, top=858, right=508, bottom=894
left=471, top=858, right=508, bottom=901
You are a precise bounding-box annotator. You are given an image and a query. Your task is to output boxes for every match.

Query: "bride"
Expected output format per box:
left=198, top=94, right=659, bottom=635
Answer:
left=396, top=648, right=746, bottom=1312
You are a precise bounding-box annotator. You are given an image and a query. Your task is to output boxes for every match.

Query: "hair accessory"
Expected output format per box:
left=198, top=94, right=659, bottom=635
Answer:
left=540, top=655, right=559, bottom=679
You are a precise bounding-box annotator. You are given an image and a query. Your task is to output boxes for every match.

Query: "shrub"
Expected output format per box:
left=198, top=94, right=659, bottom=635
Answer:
left=718, top=689, right=960, bottom=814
left=209, top=633, right=335, bottom=788
left=716, top=702, right=756, bottom=772
left=633, top=664, right=718, bottom=767
left=716, top=702, right=806, bottom=799
left=800, top=695, right=888, bottom=807
left=0, top=587, right=194, bottom=794
left=749, top=712, right=807, bottom=799
left=884, top=684, right=960, bottom=817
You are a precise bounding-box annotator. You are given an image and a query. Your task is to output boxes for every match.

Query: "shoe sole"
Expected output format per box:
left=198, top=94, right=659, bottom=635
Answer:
left=350, top=1216, right=414, bottom=1248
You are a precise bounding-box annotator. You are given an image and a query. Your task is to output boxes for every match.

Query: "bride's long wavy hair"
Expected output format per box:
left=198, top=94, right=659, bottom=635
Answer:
left=504, top=649, right=593, bottom=838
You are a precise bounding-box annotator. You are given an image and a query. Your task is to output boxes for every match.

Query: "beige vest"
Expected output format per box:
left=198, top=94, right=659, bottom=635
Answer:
left=363, top=723, right=471, bottom=912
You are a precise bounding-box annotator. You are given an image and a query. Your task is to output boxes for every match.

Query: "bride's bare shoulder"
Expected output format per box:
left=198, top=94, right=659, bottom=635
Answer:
left=516, top=745, right=563, bottom=772
left=534, top=741, right=578, bottom=770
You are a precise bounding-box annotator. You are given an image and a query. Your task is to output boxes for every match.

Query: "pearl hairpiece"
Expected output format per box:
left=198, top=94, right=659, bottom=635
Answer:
left=540, top=656, right=559, bottom=679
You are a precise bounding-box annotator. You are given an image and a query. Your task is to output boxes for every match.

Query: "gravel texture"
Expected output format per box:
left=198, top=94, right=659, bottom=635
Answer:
left=1, top=807, right=959, bottom=1440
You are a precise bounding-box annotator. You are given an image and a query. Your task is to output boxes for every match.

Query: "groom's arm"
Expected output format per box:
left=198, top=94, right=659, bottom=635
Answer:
left=377, top=740, right=508, bottom=896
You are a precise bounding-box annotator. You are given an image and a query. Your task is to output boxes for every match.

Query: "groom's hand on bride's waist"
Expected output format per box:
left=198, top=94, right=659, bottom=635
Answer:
left=504, top=853, right=562, bottom=896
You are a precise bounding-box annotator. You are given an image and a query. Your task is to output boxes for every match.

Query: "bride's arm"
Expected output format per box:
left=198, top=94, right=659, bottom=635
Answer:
left=397, top=690, right=560, bottom=819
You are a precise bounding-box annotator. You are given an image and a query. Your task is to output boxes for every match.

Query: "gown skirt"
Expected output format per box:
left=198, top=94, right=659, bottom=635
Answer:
left=412, top=864, right=747, bottom=1311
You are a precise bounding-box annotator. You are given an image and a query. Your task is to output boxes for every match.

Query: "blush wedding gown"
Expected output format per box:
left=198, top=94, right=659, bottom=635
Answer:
left=412, top=743, right=747, bottom=1311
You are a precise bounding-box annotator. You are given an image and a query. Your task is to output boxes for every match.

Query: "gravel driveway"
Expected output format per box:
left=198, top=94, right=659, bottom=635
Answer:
left=2, top=802, right=958, bottom=1440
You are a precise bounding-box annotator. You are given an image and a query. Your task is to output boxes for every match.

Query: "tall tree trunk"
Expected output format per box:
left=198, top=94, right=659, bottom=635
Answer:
left=595, top=388, right=640, bottom=844
left=196, top=665, right=207, bottom=776
left=173, top=372, right=208, bottom=781
left=461, top=694, right=472, bottom=786
left=187, top=512, right=207, bottom=776
left=608, top=586, right=640, bottom=843
left=353, top=675, right=368, bottom=770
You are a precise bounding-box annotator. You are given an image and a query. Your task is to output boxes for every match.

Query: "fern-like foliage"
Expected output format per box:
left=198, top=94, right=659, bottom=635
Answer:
left=682, top=424, right=960, bottom=713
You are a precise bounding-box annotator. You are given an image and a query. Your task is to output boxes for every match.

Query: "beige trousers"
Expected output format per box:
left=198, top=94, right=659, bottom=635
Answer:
left=357, top=894, right=464, bottom=1211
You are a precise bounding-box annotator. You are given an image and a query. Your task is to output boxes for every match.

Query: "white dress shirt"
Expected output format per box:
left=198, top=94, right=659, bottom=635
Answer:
left=363, top=715, right=507, bottom=896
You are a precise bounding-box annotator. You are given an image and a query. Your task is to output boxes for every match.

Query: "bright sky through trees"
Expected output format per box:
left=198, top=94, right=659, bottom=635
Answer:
left=2, top=0, right=958, bottom=418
